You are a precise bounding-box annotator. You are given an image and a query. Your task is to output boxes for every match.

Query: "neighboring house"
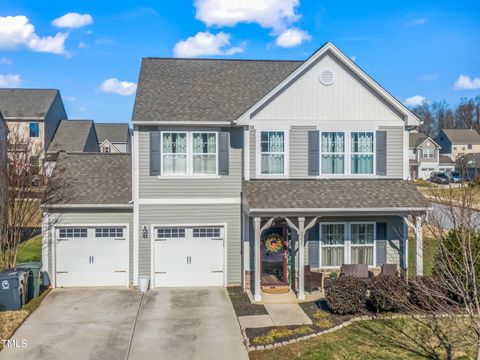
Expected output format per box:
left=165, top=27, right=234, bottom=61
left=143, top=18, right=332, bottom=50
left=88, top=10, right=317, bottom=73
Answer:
left=95, top=123, right=131, bottom=153
left=0, top=89, right=67, bottom=160
left=436, top=129, right=480, bottom=160
left=456, top=153, right=480, bottom=180
left=43, top=42, right=428, bottom=302
left=408, top=132, right=453, bottom=179
left=0, top=112, right=6, bottom=161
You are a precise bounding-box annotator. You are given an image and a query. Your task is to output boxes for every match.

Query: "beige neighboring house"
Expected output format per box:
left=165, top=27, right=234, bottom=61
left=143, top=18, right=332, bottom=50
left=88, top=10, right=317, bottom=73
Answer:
left=94, top=123, right=131, bottom=153
left=0, top=112, right=7, bottom=159
left=436, top=129, right=480, bottom=160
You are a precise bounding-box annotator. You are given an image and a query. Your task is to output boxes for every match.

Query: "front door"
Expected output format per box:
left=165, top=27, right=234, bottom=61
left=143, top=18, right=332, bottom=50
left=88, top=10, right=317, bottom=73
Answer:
left=261, top=226, right=287, bottom=286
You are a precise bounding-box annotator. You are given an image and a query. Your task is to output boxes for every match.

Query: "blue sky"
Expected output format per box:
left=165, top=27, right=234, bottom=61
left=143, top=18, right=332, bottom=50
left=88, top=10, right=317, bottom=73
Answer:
left=1, top=0, right=479, bottom=123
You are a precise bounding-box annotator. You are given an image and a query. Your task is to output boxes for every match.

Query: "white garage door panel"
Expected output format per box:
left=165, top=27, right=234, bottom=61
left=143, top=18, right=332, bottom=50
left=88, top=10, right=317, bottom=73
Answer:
left=154, top=227, right=224, bottom=287
left=56, top=227, right=128, bottom=287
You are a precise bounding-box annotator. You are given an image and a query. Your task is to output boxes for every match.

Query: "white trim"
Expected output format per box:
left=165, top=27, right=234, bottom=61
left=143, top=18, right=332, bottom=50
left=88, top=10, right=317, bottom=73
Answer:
left=236, top=42, right=420, bottom=126
left=99, top=139, right=121, bottom=153
left=133, top=121, right=231, bottom=126
left=133, top=127, right=140, bottom=285
left=244, top=127, right=250, bottom=180
left=45, top=204, right=133, bottom=209
left=41, top=212, right=49, bottom=274
left=138, top=197, right=241, bottom=205
left=248, top=207, right=431, bottom=214
left=256, top=129, right=290, bottom=178
left=150, top=222, right=228, bottom=288
left=52, top=223, right=130, bottom=288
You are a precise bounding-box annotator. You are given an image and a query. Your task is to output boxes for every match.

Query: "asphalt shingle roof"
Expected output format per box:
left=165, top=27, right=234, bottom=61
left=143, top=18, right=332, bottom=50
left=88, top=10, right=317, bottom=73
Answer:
left=0, top=89, right=58, bottom=118
left=409, top=132, right=428, bottom=149
left=51, top=153, right=132, bottom=204
left=95, top=123, right=130, bottom=143
left=442, top=129, right=480, bottom=144
left=439, top=155, right=455, bottom=164
left=132, top=58, right=302, bottom=123
left=243, top=180, right=427, bottom=211
left=47, top=120, right=97, bottom=153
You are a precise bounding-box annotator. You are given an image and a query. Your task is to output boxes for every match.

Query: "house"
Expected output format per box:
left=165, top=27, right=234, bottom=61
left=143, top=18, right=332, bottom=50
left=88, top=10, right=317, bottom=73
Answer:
left=0, top=112, right=6, bottom=160
left=408, top=132, right=454, bottom=179
left=42, top=42, right=428, bottom=302
left=436, top=129, right=480, bottom=160
left=0, top=89, right=67, bottom=162
left=95, top=123, right=131, bottom=153
left=456, top=153, right=480, bottom=180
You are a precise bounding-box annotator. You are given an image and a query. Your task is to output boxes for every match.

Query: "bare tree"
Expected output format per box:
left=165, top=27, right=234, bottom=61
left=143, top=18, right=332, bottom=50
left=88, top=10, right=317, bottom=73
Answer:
left=412, top=102, right=435, bottom=137
left=456, top=98, right=477, bottom=130
left=432, top=100, right=455, bottom=134
left=0, top=125, right=67, bottom=269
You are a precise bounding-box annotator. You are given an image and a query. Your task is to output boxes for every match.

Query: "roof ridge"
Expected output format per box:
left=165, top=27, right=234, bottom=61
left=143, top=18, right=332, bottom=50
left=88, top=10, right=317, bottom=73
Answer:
left=143, top=57, right=303, bottom=63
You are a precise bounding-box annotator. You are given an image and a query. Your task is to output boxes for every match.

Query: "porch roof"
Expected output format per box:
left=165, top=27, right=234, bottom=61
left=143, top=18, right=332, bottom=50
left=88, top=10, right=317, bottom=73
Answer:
left=243, top=179, right=429, bottom=216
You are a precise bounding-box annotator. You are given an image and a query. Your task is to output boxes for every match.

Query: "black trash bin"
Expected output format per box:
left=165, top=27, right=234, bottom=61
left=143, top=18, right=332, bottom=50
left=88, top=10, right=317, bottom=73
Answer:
left=0, top=269, right=30, bottom=311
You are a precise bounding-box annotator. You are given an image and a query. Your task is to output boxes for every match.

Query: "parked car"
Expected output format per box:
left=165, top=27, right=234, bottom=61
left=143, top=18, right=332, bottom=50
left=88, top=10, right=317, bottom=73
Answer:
left=447, top=172, right=462, bottom=183
left=431, top=172, right=450, bottom=184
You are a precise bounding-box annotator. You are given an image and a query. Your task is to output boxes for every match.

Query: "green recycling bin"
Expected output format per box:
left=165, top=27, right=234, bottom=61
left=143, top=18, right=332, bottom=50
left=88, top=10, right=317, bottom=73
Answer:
left=16, top=262, right=42, bottom=299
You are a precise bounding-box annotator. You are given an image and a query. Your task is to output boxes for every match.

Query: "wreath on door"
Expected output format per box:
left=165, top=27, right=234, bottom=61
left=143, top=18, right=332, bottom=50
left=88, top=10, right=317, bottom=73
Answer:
left=265, top=233, right=284, bottom=253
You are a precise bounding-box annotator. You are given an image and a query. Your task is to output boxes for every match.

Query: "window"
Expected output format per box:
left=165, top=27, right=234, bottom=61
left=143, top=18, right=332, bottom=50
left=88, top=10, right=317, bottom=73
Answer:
left=320, top=224, right=345, bottom=267
left=157, top=227, right=185, bottom=238
left=193, top=227, right=221, bottom=238
left=422, top=148, right=434, bottom=159
left=260, top=131, right=285, bottom=174
left=351, top=132, right=374, bottom=174
left=350, top=223, right=374, bottom=266
left=29, top=122, right=39, bottom=138
left=103, top=146, right=110, bottom=153
left=321, top=132, right=344, bottom=174
left=95, top=227, right=123, bottom=238
left=162, top=132, right=187, bottom=175
left=468, top=144, right=473, bottom=150
left=58, top=228, right=87, bottom=238
left=193, top=133, right=217, bottom=174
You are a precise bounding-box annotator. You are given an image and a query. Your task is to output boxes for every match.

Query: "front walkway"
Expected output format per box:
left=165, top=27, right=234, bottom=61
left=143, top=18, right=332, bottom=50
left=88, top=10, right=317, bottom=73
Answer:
left=238, top=302, right=312, bottom=329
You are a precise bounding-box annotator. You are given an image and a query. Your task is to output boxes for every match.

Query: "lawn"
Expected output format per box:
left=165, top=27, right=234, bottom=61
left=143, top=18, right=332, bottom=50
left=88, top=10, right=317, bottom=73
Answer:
left=249, top=317, right=474, bottom=360
left=16, top=235, right=42, bottom=264
left=407, top=236, right=438, bottom=276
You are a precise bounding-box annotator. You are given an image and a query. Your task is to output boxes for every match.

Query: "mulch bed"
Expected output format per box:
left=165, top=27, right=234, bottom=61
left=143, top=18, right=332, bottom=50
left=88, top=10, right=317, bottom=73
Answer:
left=227, top=286, right=268, bottom=317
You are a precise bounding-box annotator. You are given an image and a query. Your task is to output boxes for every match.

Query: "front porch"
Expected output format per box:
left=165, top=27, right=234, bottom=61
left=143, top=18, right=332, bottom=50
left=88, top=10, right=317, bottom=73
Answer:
left=242, top=179, right=429, bottom=302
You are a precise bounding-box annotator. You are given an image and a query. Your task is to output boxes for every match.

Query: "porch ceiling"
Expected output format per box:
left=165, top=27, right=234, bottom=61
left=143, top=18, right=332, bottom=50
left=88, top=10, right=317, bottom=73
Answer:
left=243, top=179, right=429, bottom=216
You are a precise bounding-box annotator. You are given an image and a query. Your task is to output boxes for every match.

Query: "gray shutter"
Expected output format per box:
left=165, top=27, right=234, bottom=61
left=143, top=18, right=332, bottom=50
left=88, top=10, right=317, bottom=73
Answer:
left=308, top=241, right=319, bottom=268
left=376, top=222, right=387, bottom=266
left=218, top=131, right=230, bottom=175
left=376, top=130, right=387, bottom=176
left=150, top=131, right=161, bottom=176
left=308, top=130, right=320, bottom=176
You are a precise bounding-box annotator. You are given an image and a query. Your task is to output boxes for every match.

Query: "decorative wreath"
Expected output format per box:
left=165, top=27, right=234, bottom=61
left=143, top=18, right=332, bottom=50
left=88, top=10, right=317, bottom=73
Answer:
left=265, top=233, right=284, bottom=253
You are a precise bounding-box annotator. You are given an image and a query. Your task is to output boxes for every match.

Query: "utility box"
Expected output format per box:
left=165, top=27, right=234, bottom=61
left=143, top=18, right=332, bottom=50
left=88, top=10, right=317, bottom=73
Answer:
left=0, top=269, right=30, bottom=311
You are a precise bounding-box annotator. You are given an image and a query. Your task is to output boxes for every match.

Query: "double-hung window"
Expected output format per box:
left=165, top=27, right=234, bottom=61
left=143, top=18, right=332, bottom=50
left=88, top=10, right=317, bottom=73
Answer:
left=320, top=223, right=345, bottom=267
left=260, top=131, right=285, bottom=175
left=162, top=132, right=187, bottom=175
left=351, top=132, right=374, bottom=174
left=29, top=122, right=39, bottom=138
left=192, top=133, right=217, bottom=175
left=422, top=148, right=434, bottom=159
left=350, top=223, right=375, bottom=266
left=321, top=132, right=345, bottom=174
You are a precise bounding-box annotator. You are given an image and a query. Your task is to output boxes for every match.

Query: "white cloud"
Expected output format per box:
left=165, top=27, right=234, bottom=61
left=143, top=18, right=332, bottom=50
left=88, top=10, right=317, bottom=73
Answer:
left=406, top=18, right=426, bottom=26
left=404, top=95, right=426, bottom=106
left=194, top=0, right=300, bottom=31
left=0, top=74, right=21, bottom=87
left=0, top=57, right=12, bottom=65
left=454, top=74, right=480, bottom=90
left=0, top=15, right=68, bottom=54
left=275, top=28, right=310, bottom=48
left=100, top=78, right=137, bottom=96
left=173, top=31, right=244, bottom=58
left=52, top=13, right=93, bottom=29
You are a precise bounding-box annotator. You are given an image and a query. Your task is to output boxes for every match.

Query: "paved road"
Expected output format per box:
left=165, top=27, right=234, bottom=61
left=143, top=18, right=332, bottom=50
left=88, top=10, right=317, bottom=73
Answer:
left=0, top=288, right=248, bottom=360
left=429, top=202, right=480, bottom=230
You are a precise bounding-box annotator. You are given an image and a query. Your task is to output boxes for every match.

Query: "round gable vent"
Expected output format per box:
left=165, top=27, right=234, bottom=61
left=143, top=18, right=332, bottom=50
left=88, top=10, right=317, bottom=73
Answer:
left=319, top=68, right=335, bottom=86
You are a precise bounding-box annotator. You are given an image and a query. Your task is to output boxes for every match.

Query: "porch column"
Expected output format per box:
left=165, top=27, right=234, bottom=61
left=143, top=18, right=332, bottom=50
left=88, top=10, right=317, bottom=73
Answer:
left=414, top=216, right=423, bottom=276
left=297, top=217, right=305, bottom=300
left=254, top=217, right=262, bottom=301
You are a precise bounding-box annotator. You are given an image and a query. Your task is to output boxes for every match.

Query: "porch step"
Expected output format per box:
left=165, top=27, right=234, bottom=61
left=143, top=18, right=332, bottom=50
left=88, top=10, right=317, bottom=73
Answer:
left=261, top=286, right=290, bottom=294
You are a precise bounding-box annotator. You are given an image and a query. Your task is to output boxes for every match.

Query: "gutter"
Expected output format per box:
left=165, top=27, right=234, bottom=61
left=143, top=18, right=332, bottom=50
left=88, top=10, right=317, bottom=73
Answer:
left=42, top=204, right=133, bottom=209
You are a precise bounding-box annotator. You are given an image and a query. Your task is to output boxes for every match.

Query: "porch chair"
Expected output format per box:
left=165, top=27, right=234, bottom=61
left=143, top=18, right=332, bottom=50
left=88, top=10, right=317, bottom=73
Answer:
left=304, top=265, right=323, bottom=292
left=340, top=264, right=372, bottom=280
left=380, top=264, right=398, bottom=277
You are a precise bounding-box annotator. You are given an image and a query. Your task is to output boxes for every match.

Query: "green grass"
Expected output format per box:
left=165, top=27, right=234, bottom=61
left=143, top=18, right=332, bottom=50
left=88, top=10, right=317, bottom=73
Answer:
left=16, top=236, right=42, bottom=264
left=249, top=318, right=474, bottom=360
left=408, top=236, right=438, bottom=276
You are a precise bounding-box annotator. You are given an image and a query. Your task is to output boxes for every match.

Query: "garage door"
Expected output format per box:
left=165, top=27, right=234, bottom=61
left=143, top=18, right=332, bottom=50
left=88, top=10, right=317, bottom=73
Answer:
left=56, top=226, right=128, bottom=287
left=154, top=226, right=224, bottom=287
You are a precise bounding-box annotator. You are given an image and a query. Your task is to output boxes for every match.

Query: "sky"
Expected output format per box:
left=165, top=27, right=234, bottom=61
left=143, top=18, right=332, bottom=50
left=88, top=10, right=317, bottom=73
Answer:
left=0, top=0, right=479, bottom=123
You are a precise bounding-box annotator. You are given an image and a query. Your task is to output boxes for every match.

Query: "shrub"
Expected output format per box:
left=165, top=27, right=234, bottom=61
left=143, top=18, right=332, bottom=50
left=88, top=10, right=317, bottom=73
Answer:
left=312, top=310, right=334, bottom=328
left=408, top=276, right=452, bottom=311
left=251, top=326, right=313, bottom=345
left=369, top=275, right=407, bottom=312
left=325, top=276, right=367, bottom=315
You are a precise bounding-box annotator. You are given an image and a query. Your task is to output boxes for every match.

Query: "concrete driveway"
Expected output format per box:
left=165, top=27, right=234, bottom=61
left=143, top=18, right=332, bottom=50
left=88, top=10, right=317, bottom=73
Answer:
left=0, top=287, right=248, bottom=360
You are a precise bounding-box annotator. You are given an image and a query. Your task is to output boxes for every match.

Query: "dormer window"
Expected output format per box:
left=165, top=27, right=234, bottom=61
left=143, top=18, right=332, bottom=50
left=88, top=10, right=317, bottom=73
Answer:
left=423, top=148, right=434, bottom=159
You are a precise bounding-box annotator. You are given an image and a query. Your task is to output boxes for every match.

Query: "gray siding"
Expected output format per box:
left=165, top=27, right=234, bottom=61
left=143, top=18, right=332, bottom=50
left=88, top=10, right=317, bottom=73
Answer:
left=138, top=126, right=242, bottom=198
left=379, top=126, right=404, bottom=178
left=290, top=126, right=315, bottom=178
left=47, top=209, right=133, bottom=283
left=44, top=93, right=67, bottom=149
left=139, top=203, right=241, bottom=285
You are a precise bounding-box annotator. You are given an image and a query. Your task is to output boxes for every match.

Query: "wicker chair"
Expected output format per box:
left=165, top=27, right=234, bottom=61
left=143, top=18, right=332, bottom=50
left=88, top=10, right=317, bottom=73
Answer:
left=304, top=265, right=323, bottom=292
left=340, top=264, right=372, bottom=280
left=380, top=264, right=399, bottom=276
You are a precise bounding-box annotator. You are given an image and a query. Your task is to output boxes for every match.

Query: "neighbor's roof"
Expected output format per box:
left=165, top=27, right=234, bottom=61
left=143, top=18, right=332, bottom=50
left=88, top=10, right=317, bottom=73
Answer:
left=47, top=120, right=98, bottom=153
left=243, top=180, right=428, bottom=213
left=409, top=132, right=427, bottom=149
left=0, top=89, right=59, bottom=118
left=51, top=153, right=131, bottom=204
left=132, top=58, right=302, bottom=123
left=441, top=129, right=480, bottom=144
left=439, top=155, right=455, bottom=165
left=456, top=153, right=480, bottom=168
left=95, top=123, right=130, bottom=143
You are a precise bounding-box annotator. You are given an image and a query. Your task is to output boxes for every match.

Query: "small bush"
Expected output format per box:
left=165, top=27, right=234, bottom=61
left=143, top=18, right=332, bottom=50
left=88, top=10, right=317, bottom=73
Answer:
left=369, top=275, right=407, bottom=312
left=325, top=276, right=367, bottom=315
left=312, top=310, right=334, bottom=328
left=252, top=325, right=314, bottom=345
left=408, top=276, right=451, bottom=311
